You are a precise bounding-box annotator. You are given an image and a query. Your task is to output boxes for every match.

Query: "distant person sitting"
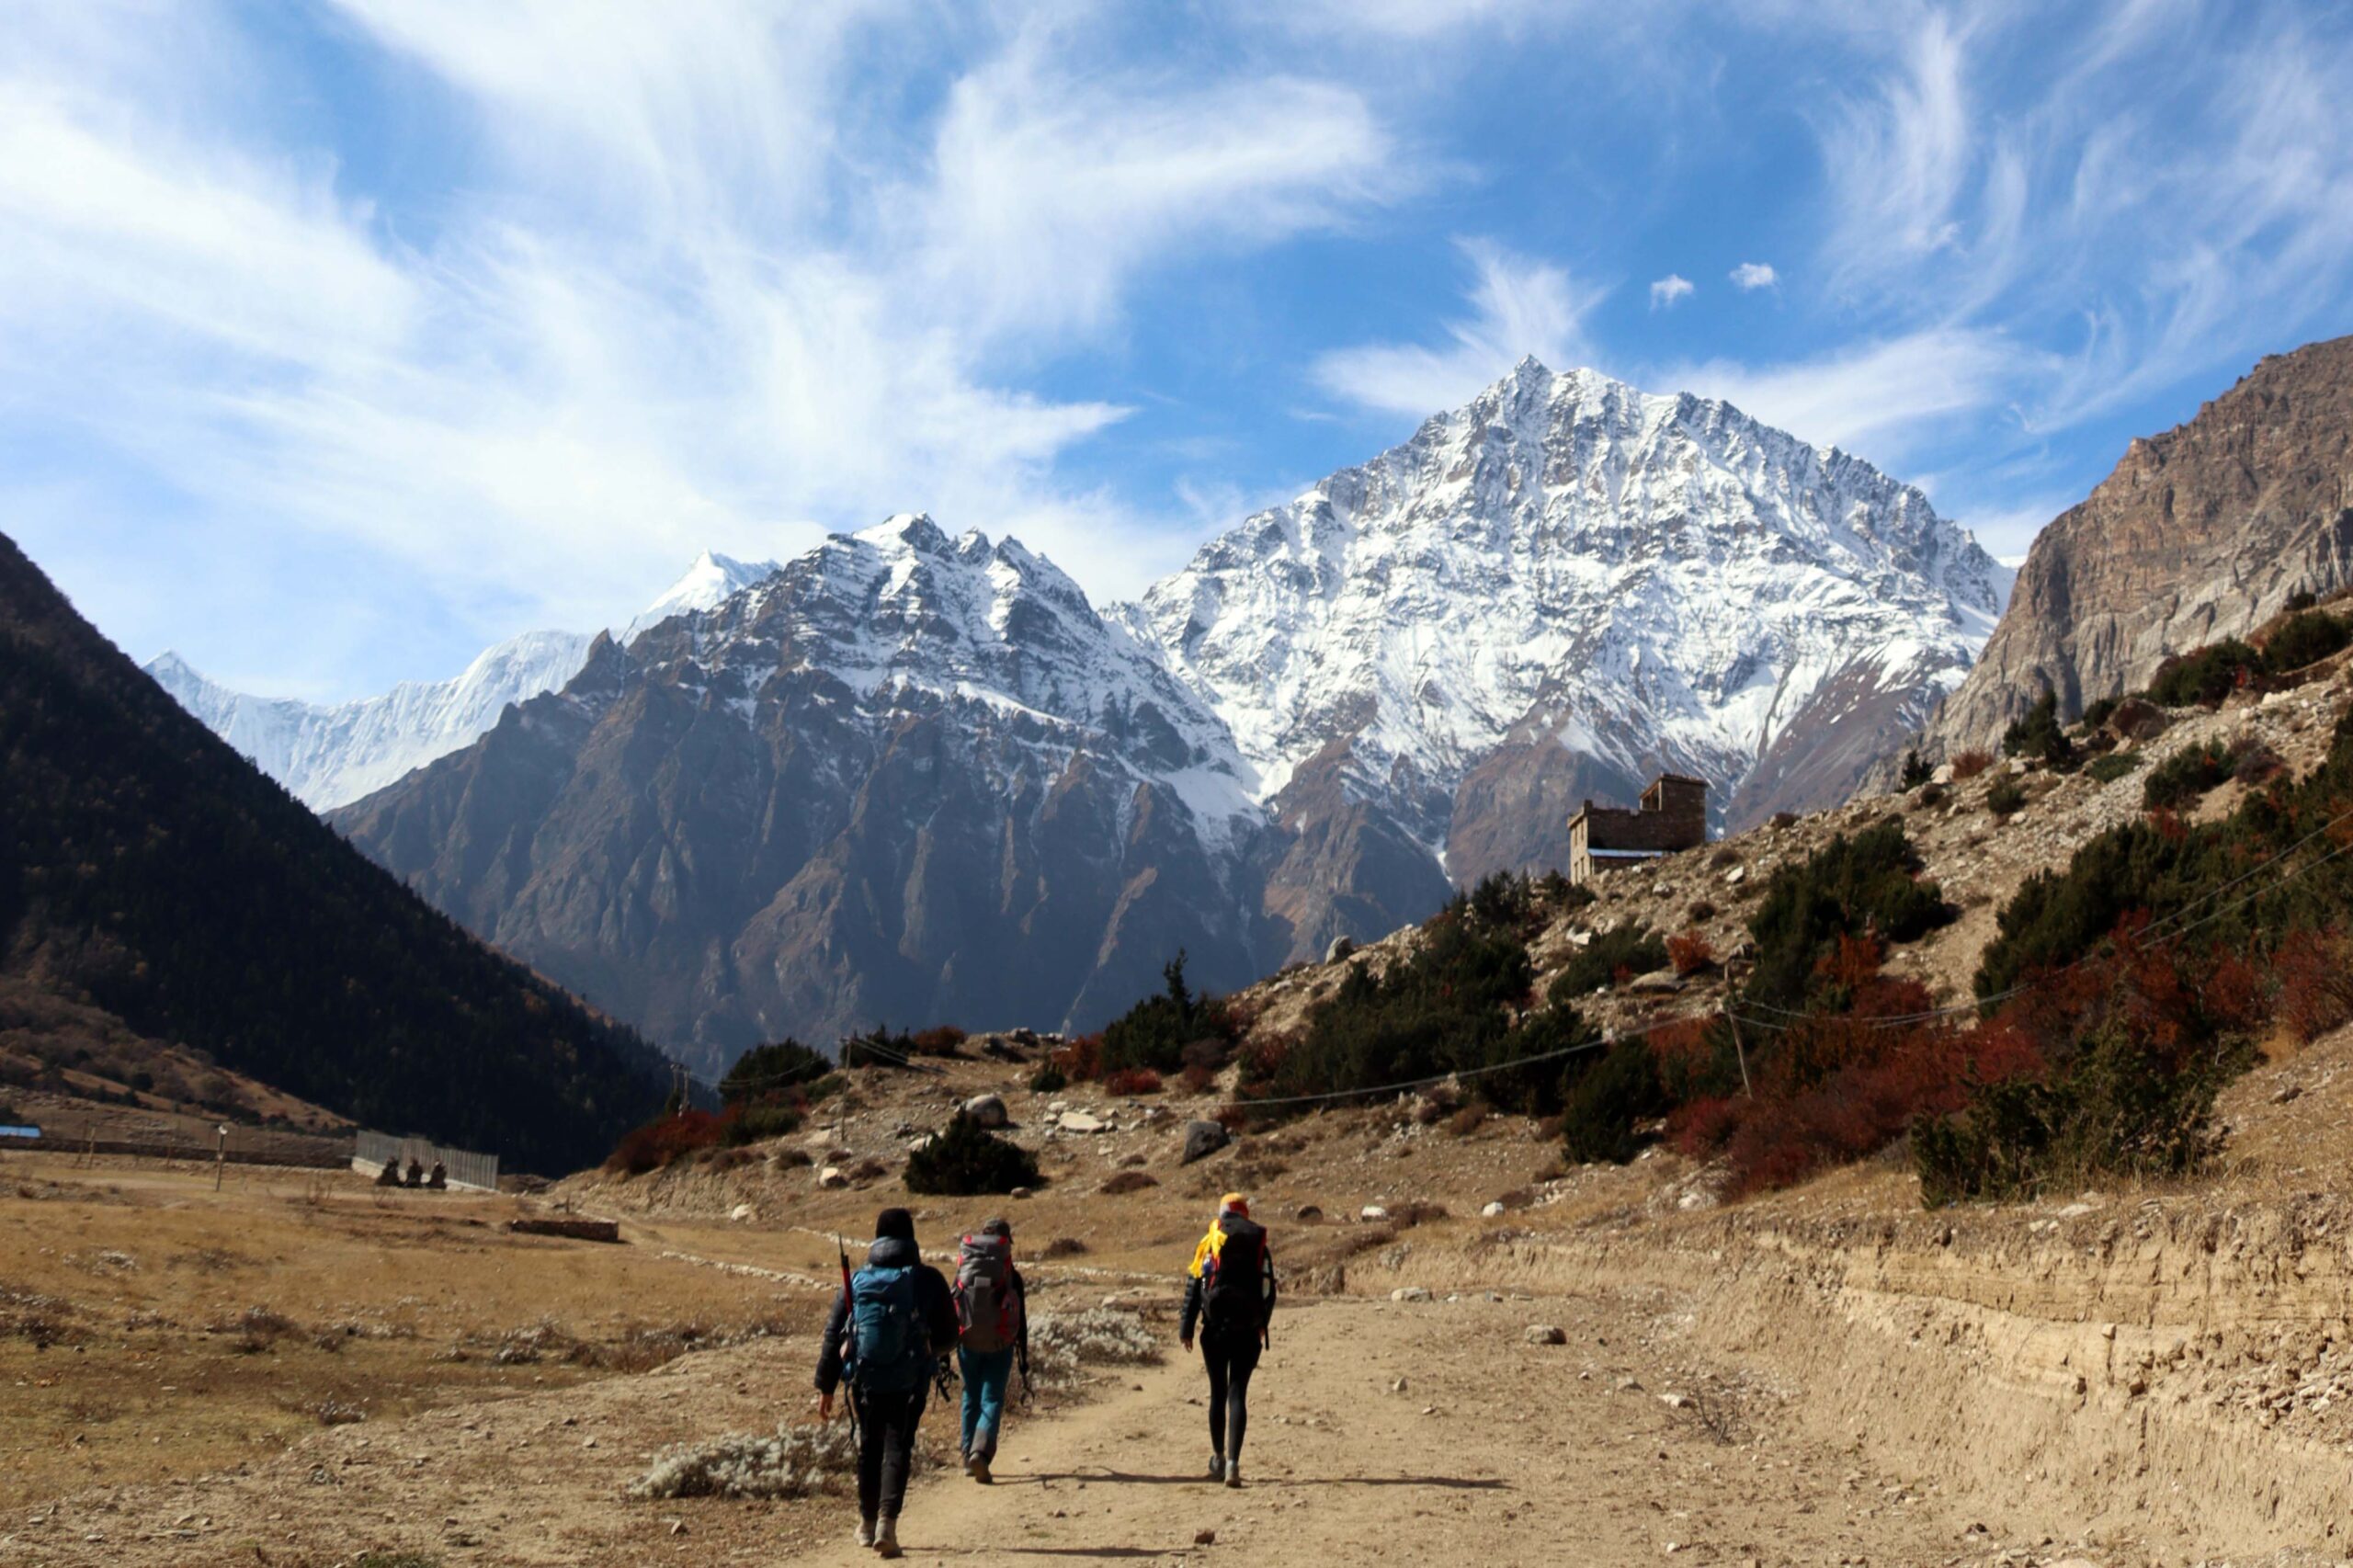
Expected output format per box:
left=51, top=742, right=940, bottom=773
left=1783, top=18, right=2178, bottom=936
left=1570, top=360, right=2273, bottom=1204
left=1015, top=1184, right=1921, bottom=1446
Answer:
left=374, top=1159, right=402, bottom=1188
left=404, top=1156, right=424, bottom=1187
left=427, top=1160, right=448, bottom=1190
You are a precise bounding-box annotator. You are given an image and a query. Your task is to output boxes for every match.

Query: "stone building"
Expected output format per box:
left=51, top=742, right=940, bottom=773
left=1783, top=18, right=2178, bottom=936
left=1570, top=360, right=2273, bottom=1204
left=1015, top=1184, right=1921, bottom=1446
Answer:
left=1566, top=774, right=1709, bottom=885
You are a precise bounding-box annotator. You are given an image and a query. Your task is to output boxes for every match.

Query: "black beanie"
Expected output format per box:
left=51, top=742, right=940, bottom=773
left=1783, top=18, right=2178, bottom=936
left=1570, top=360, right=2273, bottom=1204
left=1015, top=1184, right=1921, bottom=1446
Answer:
left=875, top=1207, right=915, bottom=1242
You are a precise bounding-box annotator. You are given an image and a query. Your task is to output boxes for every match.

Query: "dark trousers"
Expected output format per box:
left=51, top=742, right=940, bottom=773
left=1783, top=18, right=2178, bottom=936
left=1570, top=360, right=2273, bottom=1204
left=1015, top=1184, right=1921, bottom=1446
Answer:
left=851, top=1383, right=928, bottom=1522
left=1201, top=1327, right=1261, bottom=1461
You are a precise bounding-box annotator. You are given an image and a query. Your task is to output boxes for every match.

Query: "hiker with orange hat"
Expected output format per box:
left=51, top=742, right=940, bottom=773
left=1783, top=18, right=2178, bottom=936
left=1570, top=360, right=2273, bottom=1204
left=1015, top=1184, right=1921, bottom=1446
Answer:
left=1179, top=1192, right=1277, bottom=1488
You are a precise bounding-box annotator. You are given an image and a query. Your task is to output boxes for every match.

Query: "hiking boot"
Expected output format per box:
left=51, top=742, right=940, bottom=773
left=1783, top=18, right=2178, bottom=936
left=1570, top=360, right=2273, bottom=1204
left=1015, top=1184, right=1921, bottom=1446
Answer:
left=972, top=1455, right=993, bottom=1484
left=855, top=1517, right=876, bottom=1548
left=874, top=1517, right=902, bottom=1558
left=1208, top=1453, right=1225, bottom=1482
left=961, top=1450, right=978, bottom=1478
left=1224, top=1460, right=1242, bottom=1490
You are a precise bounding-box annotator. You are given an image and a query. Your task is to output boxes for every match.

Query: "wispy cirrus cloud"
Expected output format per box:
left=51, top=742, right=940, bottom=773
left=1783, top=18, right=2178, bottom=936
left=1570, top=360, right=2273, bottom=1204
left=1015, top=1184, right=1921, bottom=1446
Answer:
left=2, top=4, right=1408, bottom=693
left=1310, top=239, right=1604, bottom=416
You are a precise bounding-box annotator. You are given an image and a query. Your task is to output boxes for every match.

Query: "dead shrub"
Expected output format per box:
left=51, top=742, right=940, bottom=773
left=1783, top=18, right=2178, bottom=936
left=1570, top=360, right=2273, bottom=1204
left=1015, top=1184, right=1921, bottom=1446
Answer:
left=1176, top=1063, right=1217, bottom=1096
left=1098, top=1170, right=1159, bottom=1196
left=1666, top=930, right=1716, bottom=977
left=770, top=1147, right=813, bottom=1169
left=1949, top=748, right=1995, bottom=780
left=1685, top=899, right=1718, bottom=924
left=1041, top=1237, right=1089, bottom=1258
left=1444, top=1103, right=1488, bottom=1137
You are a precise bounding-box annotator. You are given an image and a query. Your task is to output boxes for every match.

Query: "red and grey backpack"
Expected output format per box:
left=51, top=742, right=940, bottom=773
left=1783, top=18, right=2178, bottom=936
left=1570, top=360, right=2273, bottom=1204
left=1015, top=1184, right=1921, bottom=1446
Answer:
left=952, top=1233, right=1022, bottom=1352
left=1201, top=1216, right=1267, bottom=1331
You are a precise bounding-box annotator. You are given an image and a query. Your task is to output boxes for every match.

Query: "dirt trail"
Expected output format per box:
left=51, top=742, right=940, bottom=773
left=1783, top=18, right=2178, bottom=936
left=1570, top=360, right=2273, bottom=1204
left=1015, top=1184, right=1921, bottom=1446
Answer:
left=796, top=1294, right=2002, bottom=1568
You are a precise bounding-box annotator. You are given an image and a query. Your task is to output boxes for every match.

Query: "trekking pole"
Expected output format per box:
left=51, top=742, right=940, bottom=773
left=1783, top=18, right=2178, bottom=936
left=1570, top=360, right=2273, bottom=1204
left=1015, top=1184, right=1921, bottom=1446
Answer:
left=836, top=1233, right=860, bottom=1447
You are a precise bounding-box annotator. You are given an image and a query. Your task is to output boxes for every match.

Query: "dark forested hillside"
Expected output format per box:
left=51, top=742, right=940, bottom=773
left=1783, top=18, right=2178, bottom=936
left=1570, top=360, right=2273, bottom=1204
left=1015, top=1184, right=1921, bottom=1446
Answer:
left=0, top=532, right=667, bottom=1173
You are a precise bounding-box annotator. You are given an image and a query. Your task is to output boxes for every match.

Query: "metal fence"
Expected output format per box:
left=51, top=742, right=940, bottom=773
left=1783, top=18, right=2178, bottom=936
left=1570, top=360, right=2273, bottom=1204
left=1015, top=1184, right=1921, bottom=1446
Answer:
left=352, top=1130, right=499, bottom=1192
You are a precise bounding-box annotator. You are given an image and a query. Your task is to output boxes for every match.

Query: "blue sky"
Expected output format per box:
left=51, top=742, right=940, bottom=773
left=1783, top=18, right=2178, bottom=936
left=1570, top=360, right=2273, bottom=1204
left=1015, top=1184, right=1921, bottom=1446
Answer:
left=7, top=0, right=2351, bottom=699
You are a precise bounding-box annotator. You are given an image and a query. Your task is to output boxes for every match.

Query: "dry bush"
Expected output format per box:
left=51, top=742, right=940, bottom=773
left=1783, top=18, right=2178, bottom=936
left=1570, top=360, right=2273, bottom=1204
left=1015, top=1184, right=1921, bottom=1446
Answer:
left=1708, top=846, right=1742, bottom=869
left=218, top=1304, right=300, bottom=1354
left=1028, top=1309, right=1161, bottom=1387
left=1041, top=1237, right=1088, bottom=1258
left=1102, top=1067, right=1163, bottom=1096
left=1949, top=748, right=1995, bottom=780
left=1666, top=929, right=1716, bottom=976
left=846, top=1157, right=888, bottom=1186
left=312, top=1397, right=367, bottom=1426
left=770, top=1147, right=813, bottom=1169
left=1177, top=1063, right=1217, bottom=1096
left=1444, top=1103, right=1488, bottom=1137
left=631, top=1421, right=863, bottom=1501
left=1685, top=899, right=1718, bottom=924
left=1098, top=1170, right=1159, bottom=1196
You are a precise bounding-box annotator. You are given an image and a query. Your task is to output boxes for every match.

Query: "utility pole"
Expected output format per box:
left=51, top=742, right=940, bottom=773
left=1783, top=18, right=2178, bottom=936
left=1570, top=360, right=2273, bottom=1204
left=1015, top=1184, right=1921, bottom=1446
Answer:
left=1724, top=960, right=1754, bottom=1099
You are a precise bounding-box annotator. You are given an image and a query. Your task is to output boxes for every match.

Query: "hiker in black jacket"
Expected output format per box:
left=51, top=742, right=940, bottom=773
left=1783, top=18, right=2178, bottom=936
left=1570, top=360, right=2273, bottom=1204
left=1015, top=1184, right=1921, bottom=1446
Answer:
left=816, top=1207, right=959, bottom=1558
left=1179, top=1192, right=1277, bottom=1488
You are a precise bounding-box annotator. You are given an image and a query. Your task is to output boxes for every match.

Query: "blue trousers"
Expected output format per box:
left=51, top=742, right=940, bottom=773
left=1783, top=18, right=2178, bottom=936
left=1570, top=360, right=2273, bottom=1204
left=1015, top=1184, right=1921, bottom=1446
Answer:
left=958, top=1345, right=1015, bottom=1461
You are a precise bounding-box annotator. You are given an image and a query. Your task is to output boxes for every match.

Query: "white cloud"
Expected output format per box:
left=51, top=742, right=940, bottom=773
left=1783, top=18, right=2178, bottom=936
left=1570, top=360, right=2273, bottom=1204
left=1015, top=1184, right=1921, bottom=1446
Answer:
left=1728, top=261, right=1779, bottom=290
left=1649, top=273, right=1694, bottom=309
left=1311, top=238, right=1605, bottom=416
left=1668, top=327, right=2037, bottom=465
left=0, top=6, right=1406, bottom=689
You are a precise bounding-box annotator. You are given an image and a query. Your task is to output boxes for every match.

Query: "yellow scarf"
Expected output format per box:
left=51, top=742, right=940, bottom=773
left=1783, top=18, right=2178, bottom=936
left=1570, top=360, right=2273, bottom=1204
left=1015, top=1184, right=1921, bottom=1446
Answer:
left=1187, top=1199, right=1255, bottom=1279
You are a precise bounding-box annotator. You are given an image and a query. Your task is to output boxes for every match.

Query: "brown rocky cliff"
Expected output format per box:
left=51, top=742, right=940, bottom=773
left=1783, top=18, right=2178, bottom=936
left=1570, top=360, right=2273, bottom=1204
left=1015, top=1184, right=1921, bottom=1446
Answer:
left=1921, top=334, right=2353, bottom=756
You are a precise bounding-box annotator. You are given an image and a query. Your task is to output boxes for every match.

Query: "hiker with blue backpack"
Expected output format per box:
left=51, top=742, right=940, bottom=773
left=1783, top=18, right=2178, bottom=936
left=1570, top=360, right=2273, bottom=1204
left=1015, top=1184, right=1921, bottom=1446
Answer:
left=1180, top=1192, right=1277, bottom=1488
left=815, top=1207, right=959, bottom=1558
left=950, top=1216, right=1030, bottom=1483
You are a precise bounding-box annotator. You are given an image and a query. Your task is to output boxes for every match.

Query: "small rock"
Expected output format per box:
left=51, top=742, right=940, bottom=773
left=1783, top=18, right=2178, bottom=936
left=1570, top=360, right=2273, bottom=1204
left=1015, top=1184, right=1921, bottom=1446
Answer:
left=1616, top=1376, right=1643, bottom=1392
left=1058, top=1111, right=1108, bottom=1135
left=1525, top=1324, right=1566, bottom=1346
left=1359, top=1204, right=1390, bottom=1221
left=1391, top=1287, right=1433, bottom=1302
left=1481, top=1200, right=1506, bottom=1218
left=1390, top=1376, right=1408, bottom=1394
left=1724, top=865, right=1747, bottom=884
left=1195, top=1528, right=1217, bottom=1546
left=1627, top=969, right=1686, bottom=994
left=2271, top=1082, right=2303, bottom=1105
left=727, top=1203, right=755, bottom=1223
left=1659, top=1392, right=1690, bottom=1409
left=1325, top=935, right=1357, bottom=963
left=816, top=1166, right=847, bottom=1189
left=1010, top=1186, right=1032, bottom=1199
left=962, top=1094, right=1009, bottom=1129
left=1181, top=1119, right=1231, bottom=1165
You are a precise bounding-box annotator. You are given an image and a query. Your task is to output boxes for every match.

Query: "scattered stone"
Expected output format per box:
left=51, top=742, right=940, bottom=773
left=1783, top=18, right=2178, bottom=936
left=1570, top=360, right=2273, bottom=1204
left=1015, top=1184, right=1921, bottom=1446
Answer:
left=1724, top=865, right=1747, bottom=884
left=1627, top=969, right=1686, bottom=994
left=1325, top=935, right=1357, bottom=963
left=1010, top=1187, right=1033, bottom=1200
left=1391, top=1287, right=1433, bottom=1303
left=1390, top=1376, right=1408, bottom=1394
left=1481, top=1200, right=1506, bottom=1218
left=727, top=1204, right=755, bottom=1223
left=817, top=1166, right=847, bottom=1190
left=1295, top=1204, right=1324, bottom=1222
left=1181, top=1119, right=1231, bottom=1165
left=1525, top=1325, right=1567, bottom=1346
left=1360, top=1205, right=1391, bottom=1221
left=1058, top=1111, right=1108, bottom=1135
left=1659, top=1392, right=1690, bottom=1409
left=962, top=1094, right=1009, bottom=1129
left=1195, top=1528, right=1217, bottom=1546
left=2271, top=1082, right=2303, bottom=1105
left=1616, top=1376, right=1643, bottom=1392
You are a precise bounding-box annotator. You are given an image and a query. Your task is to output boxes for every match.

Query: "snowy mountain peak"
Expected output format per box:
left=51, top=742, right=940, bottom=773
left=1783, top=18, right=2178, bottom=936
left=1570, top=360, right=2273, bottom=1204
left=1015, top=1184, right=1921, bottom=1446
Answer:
left=619, top=550, right=782, bottom=643
left=1125, top=360, right=2007, bottom=838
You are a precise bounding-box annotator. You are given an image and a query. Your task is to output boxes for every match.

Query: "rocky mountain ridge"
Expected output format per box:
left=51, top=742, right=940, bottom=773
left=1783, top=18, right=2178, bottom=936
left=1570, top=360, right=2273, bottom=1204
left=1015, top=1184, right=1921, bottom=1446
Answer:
left=322, top=363, right=2006, bottom=1063
left=1914, top=334, right=2353, bottom=759
left=146, top=551, right=778, bottom=812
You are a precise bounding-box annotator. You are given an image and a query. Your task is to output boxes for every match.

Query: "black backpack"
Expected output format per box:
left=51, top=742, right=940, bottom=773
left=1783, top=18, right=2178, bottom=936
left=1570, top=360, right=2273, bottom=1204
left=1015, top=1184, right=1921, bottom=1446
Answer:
left=1201, top=1217, right=1267, bottom=1329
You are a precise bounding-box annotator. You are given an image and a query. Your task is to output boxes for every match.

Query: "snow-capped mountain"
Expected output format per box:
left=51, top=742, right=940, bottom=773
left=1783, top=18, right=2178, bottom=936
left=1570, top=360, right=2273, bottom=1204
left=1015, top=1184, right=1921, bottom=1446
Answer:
left=1120, top=358, right=2007, bottom=948
left=333, top=516, right=1266, bottom=1072
left=148, top=551, right=779, bottom=812
left=329, top=361, right=2009, bottom=1057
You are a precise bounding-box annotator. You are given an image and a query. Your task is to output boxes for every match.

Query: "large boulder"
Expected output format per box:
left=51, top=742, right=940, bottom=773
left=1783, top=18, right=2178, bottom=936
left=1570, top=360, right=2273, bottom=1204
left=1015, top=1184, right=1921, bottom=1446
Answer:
left=962, top=1094, right=1008, bottom=1130
left=1181, top=1119, right=1231, bottom=1165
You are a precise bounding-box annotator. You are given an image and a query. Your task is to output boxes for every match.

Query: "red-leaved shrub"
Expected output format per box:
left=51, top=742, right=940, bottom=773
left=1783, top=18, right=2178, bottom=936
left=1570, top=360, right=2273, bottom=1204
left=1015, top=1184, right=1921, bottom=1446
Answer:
left=1666, top=929, right=1716, bottom=976
left=2272, top=928, right=2353, bottom=1042
left=606, top=1109, right=723, bottom=1176
left=1103, top=1067, right=1164, bottom=1096
left=1950, top=749, right=1995, bottom=780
